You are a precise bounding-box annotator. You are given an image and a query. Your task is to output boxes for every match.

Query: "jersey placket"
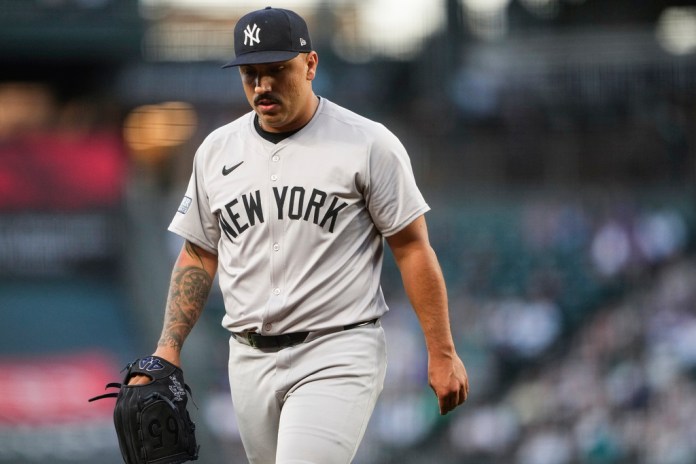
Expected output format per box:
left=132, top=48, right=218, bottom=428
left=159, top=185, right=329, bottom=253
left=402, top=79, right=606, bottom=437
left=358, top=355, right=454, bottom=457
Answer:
left=263, top=147, right=285, bottom=333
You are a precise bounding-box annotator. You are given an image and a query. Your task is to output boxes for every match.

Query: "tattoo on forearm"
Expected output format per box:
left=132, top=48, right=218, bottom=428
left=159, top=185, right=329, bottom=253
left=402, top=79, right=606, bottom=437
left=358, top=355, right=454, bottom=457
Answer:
left=158, top=265, right=212, bottom=350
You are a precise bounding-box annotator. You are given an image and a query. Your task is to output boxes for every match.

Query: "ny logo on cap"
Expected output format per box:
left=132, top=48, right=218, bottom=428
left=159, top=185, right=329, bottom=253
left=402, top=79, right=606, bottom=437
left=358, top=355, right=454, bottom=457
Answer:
left=244, top=23, right=261, bottom=46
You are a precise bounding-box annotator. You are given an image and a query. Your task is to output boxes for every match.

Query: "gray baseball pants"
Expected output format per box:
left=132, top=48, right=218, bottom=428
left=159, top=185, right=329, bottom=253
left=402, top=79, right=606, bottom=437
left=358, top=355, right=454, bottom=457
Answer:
left=227, top=322, right=387, bottom=464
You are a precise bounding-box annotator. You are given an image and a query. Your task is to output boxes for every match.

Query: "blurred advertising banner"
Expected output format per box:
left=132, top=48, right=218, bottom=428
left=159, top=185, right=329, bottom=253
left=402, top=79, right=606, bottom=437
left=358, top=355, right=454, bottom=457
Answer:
left=0, top=352, right=122, bottom=463
left=0, top=130, right=126, bottom=277
left=0, top=131, right=126, bottom=211
left=0, top=212, right=123, bottom=277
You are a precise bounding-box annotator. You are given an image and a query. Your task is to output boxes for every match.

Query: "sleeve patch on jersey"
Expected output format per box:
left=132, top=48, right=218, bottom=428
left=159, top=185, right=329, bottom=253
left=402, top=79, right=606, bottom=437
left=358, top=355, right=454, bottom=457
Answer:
left=177, top=196, right=192, bottom=214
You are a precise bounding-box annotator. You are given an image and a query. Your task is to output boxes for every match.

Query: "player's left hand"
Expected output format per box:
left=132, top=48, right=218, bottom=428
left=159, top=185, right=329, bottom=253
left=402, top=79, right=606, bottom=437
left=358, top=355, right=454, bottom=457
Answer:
left=428, top=353, right=469, bottom=415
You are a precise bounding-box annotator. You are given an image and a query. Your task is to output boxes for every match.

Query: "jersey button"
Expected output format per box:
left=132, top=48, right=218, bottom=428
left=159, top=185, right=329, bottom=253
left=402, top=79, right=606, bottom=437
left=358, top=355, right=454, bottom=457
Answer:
left=273, top=243, right=280, bottom=251
left=273, top=287, right=281, bottom=295
left=263, top=323, right=272, bottom=332
left=271, top=174, right=278, bottom=181
left=272, top=155, right=280, bottom=162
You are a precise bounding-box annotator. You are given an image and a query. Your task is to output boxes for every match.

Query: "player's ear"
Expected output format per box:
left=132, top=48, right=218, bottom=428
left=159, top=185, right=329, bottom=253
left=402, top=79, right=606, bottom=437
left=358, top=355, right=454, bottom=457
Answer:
left=306, top=51, right=318, bottom=80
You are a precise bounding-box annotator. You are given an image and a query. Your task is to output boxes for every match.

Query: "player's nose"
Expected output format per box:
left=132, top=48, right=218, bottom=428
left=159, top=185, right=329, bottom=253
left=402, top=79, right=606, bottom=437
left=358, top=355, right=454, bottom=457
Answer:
left=254, top=75, right=272, bottom=93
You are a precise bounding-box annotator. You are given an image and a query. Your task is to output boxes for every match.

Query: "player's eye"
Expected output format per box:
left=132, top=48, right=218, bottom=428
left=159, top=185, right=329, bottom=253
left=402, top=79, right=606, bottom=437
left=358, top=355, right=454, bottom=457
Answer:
left=240, top=67, right=257, bottom=80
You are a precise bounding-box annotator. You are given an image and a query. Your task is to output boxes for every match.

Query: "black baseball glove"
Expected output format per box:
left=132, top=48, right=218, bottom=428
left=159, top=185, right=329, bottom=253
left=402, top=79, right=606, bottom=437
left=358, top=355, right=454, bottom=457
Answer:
left=89, top=356, right=199, bottom=464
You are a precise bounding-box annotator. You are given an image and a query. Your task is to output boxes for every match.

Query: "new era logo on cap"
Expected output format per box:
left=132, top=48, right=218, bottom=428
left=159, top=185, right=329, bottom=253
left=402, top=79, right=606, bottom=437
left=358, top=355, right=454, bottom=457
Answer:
left=222, top=6, right=313, bottom=68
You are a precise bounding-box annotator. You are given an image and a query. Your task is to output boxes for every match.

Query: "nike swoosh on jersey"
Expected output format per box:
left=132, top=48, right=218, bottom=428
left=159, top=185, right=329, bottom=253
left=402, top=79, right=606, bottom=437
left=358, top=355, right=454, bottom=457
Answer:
left=222, top=161, right=244, bottom=176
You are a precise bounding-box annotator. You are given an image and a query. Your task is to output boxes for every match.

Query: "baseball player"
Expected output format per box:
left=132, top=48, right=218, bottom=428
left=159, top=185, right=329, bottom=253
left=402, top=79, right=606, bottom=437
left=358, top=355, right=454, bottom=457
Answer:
left=131, top=6, right=469, bottom=463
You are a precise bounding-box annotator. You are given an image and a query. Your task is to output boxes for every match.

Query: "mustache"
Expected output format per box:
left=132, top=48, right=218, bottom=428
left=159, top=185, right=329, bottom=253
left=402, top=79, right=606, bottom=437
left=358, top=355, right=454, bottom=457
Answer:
left=254, top=93, right=280, bottom=105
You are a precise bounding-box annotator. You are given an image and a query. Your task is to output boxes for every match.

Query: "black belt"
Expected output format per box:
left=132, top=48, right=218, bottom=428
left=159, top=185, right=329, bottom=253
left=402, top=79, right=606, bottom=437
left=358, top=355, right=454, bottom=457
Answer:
left=235, top=318, right=379, bottom=350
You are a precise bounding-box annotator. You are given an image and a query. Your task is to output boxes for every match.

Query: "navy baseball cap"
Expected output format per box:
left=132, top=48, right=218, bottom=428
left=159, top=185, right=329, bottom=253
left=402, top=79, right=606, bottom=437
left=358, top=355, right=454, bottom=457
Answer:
left=222, top=7, right=312, bottom=68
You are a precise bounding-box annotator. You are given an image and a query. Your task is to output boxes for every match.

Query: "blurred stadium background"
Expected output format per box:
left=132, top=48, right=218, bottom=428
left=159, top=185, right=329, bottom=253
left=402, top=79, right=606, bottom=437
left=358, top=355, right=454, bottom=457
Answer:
left=1, top=0, right=695, bottom=463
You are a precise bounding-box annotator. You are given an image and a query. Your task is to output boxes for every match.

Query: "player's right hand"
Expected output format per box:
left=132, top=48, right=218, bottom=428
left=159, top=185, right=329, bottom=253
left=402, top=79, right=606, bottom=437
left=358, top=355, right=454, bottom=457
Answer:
left=126, top=349, right=182, bottom=385
left=127, top=374, right=152, bottom=385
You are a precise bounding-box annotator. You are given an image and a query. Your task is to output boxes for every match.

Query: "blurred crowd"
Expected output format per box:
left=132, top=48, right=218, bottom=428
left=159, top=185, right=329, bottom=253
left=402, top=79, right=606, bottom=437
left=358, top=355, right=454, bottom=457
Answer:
left=448, top=257, right=696, bottom=464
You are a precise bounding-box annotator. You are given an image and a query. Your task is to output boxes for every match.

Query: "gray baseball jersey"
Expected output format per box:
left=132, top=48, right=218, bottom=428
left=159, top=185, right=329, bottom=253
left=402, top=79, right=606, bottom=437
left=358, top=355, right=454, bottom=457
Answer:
left=169, top=97, right=429, bottom=335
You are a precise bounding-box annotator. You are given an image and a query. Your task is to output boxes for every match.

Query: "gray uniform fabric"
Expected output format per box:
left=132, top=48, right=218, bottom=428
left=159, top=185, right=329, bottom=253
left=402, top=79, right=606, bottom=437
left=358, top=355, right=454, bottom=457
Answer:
left=228, top=322, right=387, bottom=463
left=169, top=98, right=429, bottom=334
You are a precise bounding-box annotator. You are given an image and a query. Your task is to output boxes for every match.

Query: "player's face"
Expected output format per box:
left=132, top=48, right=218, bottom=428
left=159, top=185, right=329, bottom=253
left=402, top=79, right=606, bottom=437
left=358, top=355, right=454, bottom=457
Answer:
left=239, top=52, right=319, bottom=133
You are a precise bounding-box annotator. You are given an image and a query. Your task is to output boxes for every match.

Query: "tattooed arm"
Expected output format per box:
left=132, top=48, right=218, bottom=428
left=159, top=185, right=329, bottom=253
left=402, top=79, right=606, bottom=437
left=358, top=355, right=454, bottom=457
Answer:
left=129, top=240, right=217, bottom=385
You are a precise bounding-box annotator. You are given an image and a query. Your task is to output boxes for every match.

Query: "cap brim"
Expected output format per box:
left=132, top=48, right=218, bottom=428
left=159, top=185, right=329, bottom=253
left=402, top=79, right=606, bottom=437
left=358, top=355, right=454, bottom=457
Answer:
left=222, top=50, right=301, bottom=68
